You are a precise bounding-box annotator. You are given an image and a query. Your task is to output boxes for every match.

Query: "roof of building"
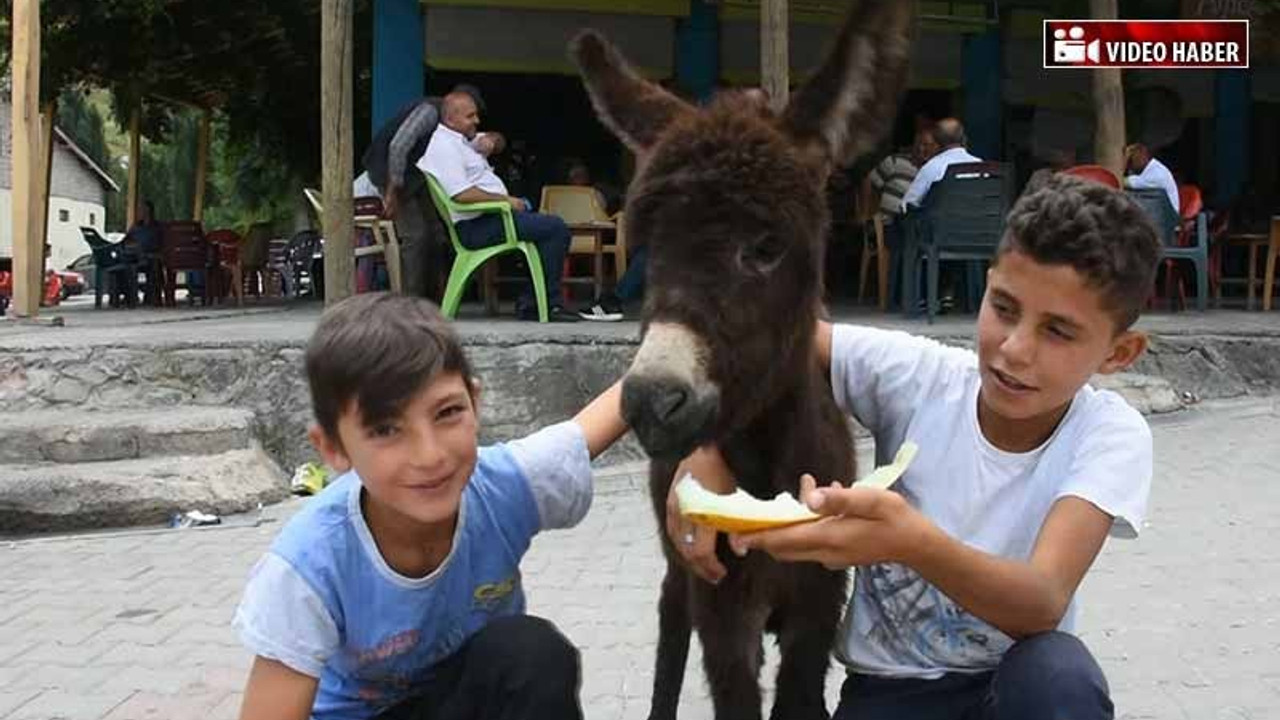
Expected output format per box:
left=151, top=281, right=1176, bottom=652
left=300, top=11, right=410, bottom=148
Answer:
left=53, top=127, right=120, bottom=193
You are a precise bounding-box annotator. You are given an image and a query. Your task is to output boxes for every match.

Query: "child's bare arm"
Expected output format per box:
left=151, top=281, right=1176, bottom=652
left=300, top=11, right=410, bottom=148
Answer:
left=573, top=380, right=628, bottom=459
left=906, top=496, right=1112, bottom=637
left=815, top=320, right=833, bottom=376
left=239, top=657, right=318, bottom=720
left=733, top=479, right=1113, bottom=638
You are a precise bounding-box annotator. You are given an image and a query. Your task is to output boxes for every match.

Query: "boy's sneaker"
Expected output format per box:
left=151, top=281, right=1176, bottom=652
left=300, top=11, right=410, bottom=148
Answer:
left=579, top=293, right=624, bottom=322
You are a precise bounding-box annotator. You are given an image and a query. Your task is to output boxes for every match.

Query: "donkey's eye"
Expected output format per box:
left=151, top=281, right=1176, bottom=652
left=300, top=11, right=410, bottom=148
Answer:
left=742, top=234, right=787, bottom=269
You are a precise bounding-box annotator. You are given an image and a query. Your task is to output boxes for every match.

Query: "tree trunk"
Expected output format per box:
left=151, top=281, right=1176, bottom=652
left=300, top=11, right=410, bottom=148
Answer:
left=193, top=109, right=212, bottom=223
left=321, top=0, right=356, bottom=304
left=1090, top=0, right=1126, bottom=180
left=10, top=0, right=42, bottom=317
left=761, top=0, right=789, bottom=112
left=127, top=106, right=141, bottom=228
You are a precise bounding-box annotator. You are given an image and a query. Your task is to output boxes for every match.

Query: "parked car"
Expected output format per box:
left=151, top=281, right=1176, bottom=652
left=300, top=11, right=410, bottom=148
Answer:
left=56, top=269, right=85, bottom=299
left=67, top=253, right=96, bottom=292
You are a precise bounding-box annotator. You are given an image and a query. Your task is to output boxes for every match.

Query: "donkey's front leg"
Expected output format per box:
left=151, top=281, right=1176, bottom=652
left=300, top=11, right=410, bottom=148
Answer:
left=693, top=580, right=769, bottom=720
left=648, top=562, right=693, bottom=720
left=769, top=568, right=847, bottom=720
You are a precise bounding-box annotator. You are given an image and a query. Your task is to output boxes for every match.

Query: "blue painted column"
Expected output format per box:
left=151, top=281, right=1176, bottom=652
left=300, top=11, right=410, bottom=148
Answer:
left=373, top=0, right=426, bottom=135
left=1213, top=69, right=1250, bottom=208
left=676, top=0, right=720, bottom=103
left=961, top=29, right=1002, bottom=161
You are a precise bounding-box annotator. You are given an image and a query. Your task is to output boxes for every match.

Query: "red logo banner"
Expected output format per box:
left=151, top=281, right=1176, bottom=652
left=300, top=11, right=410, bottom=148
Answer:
left=1043, top=20, right=1250, bottom=69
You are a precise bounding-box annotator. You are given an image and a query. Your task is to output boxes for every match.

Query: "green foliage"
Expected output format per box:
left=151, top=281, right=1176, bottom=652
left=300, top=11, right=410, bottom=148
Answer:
left=0, top=0, right=374, bottom=181
left=0, top=0, right=380, bottom=235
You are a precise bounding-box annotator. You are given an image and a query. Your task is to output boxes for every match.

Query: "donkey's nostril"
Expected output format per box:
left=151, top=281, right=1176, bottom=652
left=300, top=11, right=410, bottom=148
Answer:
left=652, top=386, right=690, bottom=422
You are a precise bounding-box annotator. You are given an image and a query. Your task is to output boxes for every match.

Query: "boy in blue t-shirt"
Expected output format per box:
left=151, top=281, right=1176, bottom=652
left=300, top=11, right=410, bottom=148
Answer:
left=233, top=293, right=627, bottom=720
left=671, top=175, right=1164, bottom=719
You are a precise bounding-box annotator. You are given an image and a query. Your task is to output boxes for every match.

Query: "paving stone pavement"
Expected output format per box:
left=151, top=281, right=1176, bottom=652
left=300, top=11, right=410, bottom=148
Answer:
left=1, top=397, right=1278, bottom=720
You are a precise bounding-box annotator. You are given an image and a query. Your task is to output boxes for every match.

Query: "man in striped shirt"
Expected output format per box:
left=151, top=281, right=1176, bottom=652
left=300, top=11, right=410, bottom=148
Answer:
left=867, top=129, right=940, bottom=308
left=869, top=128, right=939, bottom=225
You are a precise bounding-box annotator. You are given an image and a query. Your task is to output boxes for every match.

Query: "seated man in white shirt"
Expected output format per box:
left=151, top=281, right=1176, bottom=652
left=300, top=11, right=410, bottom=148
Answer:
left=421, top=92, right=578, bottom=322
left=900, top=118, right=982, bottom=211
left=898, top=118, right=982, bottom=313
left=1124, top=143, right=1181, bottom=216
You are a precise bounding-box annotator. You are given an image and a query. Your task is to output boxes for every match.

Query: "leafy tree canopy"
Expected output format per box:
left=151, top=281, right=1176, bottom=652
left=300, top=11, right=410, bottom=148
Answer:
left=1, top=0, right=373, bottom=180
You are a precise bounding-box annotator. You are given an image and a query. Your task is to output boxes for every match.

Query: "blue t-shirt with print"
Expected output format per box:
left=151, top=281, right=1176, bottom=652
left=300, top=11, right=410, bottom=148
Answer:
left=233, top=422, right=591, bottom=720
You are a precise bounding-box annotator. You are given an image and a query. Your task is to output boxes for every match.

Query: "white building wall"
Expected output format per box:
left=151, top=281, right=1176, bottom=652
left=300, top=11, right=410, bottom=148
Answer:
left=0, top=189, right=107, bottom=271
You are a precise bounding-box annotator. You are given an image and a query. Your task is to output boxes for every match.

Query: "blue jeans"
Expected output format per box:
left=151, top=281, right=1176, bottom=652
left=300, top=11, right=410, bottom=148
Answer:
left=834, top=632, right=1113, bottom=720
left=614, top=244, right=647, bottom=303
left=454, top=210, right=570, bottom=308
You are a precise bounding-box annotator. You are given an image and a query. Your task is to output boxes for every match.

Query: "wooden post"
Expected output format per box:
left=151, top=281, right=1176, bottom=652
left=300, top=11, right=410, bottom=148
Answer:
left=10, top=0, right=42, bottom=317
left=321, top=0, right=355, bottom=304
left=36, top=101, right=56, bottom=272
left=1090, top=0, right=1126, bottom=180
left=761, top=0, right=789, bottom=112
left=127, top=105, right=141, bottom=228
left=193, top=109, right=212, bottom=222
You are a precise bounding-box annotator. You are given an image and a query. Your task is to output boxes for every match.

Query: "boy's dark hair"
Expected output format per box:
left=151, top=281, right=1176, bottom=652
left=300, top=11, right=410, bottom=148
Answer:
left=306, top=293, right=474, bottom=439
left=998, top=173, right=1161, bottom=331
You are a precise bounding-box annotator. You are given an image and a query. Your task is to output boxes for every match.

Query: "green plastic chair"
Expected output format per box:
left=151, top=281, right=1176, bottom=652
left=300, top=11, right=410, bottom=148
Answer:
left=425, top=174, right=549, bottom=322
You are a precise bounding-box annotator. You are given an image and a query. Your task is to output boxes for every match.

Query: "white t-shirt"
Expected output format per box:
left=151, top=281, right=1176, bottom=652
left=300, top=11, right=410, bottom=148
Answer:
left=1125, top=157, right=1180, bottom=216
left=419, top=124, right=509, bottom=223
left=901, top=146, right=983, bottom=211
left=828, top=325, right=1152, bottom=679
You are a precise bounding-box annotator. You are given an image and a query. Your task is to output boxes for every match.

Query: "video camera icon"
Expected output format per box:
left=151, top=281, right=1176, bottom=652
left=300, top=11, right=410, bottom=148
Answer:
left=1053, top=26, right=1101, bottom=64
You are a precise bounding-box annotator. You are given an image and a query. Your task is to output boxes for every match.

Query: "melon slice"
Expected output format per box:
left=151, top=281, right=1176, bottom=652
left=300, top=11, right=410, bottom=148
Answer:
left=675, top=441, right=919, bottom=533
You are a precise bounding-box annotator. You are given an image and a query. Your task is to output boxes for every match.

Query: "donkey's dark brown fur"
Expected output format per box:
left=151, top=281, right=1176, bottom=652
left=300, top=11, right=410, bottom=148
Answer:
left=572, top=3, right=914, bottom=718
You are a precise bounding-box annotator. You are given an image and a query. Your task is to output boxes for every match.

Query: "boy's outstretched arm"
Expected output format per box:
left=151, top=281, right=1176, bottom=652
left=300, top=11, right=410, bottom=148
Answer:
left=573, top=380, right=628, bottom=459
left=239, top=656, right=317, bottom=720
left=815, top=320, right=833, bottom=376
left=733, top=477, right=1113, bottom=639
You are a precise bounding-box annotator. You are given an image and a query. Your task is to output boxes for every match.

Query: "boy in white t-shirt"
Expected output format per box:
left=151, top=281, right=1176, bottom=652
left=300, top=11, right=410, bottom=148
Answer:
left=672, top=174, right=1163, bottom=719
left=233, top=293, right=627, bottom=720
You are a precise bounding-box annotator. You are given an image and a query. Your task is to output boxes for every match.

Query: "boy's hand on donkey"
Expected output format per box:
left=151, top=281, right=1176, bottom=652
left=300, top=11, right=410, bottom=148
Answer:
left=666, top=485, right=726, bottom=584
left=665, top=446, right=736, bottom=584
left=729, top=474, right=931, bottom=570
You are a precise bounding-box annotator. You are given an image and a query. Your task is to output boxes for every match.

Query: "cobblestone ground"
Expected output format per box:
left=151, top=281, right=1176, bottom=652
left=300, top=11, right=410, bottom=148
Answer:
left=1, top=398, right=1277, bottom=719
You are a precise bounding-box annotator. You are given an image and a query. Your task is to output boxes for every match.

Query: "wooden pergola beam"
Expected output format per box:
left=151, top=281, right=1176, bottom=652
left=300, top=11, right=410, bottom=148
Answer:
left=37, top=101, right=56, bottom=271
left=321, top=0, right=355, bottom=304
left=10, top=0, right=43, bottom=317
left=193, top=109, right=212, bottom=222
left=761, top=0, right=789, bottom=112
left=1090, top=0, right=1126, bottom=180
left=127, top=106, right=142, bottom=229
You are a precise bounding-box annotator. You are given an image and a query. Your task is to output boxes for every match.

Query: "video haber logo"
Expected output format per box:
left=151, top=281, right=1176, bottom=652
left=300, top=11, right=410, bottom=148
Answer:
left=1044, top=20, right=1249, bottom=69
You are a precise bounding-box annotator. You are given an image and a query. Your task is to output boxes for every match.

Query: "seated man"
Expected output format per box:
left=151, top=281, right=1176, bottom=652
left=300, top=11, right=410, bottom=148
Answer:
left=1124, top=143, right=1179, bottom=215
left=870, top=127, right=938, bottom=223
left=898, top=118, right=982, bottom=312
left=900, top=118, right=982, bottom=211
left=421, top=92, right=578, bottom=322
left=363, top=84, right=496, bottom=301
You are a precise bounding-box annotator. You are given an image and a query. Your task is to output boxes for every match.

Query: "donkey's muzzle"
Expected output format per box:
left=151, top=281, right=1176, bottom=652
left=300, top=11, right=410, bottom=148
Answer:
left=622, top=374, right=719, bottom=463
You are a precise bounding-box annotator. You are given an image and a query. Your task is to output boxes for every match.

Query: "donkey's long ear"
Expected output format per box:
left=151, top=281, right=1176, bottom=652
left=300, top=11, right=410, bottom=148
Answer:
left=571, top=30, right=694, bottom=154
left=783, top=0, right=916, bottom=171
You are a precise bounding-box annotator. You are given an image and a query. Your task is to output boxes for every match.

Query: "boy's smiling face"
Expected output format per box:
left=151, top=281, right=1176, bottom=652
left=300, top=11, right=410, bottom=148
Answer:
left=976, top=249, right=1147, bottom=449
left=313, top=371, right=480, bottom=528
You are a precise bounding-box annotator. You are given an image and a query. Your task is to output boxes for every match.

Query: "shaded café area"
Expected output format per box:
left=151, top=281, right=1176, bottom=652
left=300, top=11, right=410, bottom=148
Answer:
left=3, top=0, right=1278, bottom=323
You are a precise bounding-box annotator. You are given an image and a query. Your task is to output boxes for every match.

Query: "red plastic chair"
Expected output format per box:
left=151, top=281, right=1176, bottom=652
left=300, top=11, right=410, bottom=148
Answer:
left=205, top=229, right=244, bottom=305
left=1061, top=165, right=1121, bottom=189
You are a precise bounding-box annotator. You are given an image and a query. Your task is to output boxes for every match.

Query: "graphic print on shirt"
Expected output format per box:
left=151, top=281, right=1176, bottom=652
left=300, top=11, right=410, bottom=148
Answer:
left=862, top=562, right=1012, bottom=668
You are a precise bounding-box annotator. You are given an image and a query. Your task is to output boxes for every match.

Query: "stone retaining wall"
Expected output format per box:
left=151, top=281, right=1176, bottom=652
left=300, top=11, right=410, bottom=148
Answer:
left=2, top=332, right=1278, bottom=471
